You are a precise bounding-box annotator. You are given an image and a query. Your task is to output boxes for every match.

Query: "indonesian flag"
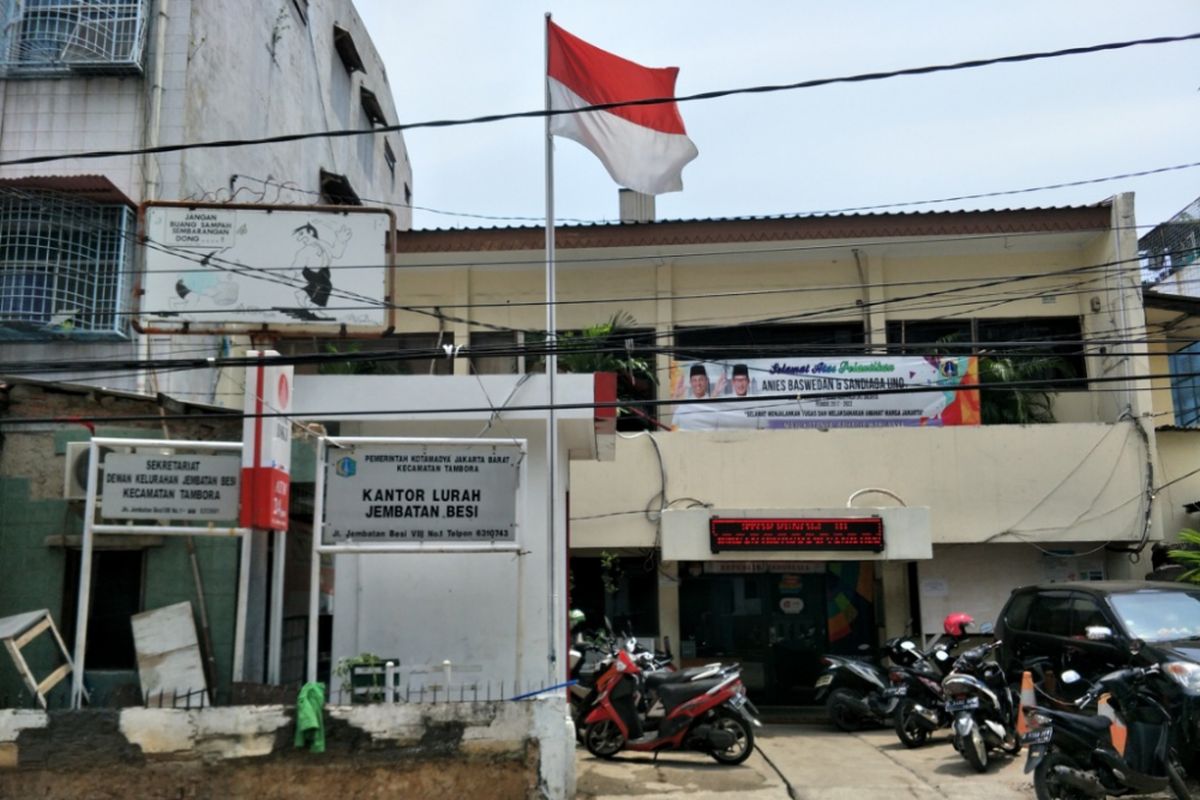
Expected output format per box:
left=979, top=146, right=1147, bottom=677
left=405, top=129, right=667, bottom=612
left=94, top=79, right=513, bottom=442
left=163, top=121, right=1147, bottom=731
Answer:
left=547, top=21, right=698, bottom=196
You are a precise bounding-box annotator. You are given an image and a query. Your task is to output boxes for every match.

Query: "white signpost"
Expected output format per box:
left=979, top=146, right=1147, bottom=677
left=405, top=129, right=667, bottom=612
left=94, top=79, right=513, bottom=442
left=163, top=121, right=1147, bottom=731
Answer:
left=307, top=437, right=527, bottom=682
left=71, top=439, right=253, bottom=709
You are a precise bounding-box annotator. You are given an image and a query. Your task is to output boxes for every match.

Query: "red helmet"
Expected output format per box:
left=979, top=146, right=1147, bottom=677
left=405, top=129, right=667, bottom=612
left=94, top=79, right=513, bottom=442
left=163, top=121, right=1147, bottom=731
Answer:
left=943, top=612, right=974, bottom=637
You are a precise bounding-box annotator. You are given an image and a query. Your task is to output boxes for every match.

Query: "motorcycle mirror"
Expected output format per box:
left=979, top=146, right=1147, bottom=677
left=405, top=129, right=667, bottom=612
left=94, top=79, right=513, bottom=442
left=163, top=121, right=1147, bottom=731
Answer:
left=1085, top=625, right=1113, bottom=642
left=1061, top=669, right=1082, bottom=685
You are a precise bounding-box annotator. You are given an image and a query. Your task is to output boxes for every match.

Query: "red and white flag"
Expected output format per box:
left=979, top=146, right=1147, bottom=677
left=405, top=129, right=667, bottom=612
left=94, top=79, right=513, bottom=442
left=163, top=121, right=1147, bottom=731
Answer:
left=547, top=21, right=698, bottom=196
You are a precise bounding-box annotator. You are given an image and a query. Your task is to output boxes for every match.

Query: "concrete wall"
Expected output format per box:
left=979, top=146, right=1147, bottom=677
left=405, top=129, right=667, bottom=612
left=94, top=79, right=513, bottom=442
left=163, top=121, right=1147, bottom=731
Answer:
left=571, top=422, right=1151, bottom=549
left=0, top=697, right=572, bottom=799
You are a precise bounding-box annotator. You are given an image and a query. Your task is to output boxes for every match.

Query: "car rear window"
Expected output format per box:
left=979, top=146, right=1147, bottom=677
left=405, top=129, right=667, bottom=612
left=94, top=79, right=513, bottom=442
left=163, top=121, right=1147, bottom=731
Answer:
left=1109, top=590, right=1200, bottom=643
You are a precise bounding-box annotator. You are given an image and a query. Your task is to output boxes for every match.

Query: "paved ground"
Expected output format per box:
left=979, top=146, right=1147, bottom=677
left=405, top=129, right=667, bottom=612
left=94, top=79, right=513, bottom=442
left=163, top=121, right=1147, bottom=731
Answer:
left=576, top=722, right=1195, bottom=799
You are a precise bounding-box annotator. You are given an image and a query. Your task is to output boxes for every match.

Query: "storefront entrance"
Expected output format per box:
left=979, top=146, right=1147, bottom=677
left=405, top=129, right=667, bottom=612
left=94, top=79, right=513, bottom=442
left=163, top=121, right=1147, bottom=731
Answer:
left=679, top=561, right=877, bottom=705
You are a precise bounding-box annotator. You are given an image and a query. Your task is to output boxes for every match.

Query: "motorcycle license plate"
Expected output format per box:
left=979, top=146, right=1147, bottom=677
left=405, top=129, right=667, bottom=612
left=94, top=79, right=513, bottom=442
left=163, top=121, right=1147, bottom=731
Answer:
left=883, top=686, right=907, bottom=697
left=814, top=674, right=833, bottom=688
left=1022, top=731, right=1051, bottom=774
left=945, top=697, right=979, bottom=713
left=1020, top=728, right=1052, bottom=746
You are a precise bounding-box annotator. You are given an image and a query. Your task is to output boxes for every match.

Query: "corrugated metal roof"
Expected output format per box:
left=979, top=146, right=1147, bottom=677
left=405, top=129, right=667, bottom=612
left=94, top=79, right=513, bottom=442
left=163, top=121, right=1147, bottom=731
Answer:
left=395, top=203, right=1114, bottom=253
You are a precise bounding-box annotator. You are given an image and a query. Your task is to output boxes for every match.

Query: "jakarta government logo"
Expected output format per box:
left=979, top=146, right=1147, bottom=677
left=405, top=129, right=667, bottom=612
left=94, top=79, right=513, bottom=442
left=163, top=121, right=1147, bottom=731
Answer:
left=335, top=456, right=357, bottom=478
left=938, top=359, right=960, bottom=379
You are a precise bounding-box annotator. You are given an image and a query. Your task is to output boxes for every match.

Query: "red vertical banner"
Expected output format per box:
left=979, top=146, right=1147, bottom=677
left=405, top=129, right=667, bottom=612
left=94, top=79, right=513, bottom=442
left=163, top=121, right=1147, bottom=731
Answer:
left=240, top=350, right=292, bottom=530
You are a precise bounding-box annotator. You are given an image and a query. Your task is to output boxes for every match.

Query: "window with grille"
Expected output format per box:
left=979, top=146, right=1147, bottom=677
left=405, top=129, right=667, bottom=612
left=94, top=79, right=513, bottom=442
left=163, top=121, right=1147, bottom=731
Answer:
left=0, top=0, right=149, bottom=76
left=0, top=191, right=133, bottom=340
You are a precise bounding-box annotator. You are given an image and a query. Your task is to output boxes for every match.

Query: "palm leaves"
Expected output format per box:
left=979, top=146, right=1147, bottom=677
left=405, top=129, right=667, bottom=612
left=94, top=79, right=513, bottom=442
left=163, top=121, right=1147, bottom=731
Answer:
left=977, top=352, right=1076, bottom=425
left=1169, top=528, right=1200, bottom=583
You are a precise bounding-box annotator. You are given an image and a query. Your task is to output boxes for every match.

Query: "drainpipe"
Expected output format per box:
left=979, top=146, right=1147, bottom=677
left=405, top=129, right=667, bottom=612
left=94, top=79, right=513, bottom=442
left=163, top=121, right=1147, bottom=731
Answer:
left=137, top=0, right=170, bottom=396
left=852, top=249, right=873, bottom=348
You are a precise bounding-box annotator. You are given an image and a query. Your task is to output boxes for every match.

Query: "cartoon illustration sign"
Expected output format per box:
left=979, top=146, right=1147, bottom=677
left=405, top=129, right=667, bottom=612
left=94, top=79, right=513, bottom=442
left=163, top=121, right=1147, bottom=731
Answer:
left=140, top=204, right=393, bottom=333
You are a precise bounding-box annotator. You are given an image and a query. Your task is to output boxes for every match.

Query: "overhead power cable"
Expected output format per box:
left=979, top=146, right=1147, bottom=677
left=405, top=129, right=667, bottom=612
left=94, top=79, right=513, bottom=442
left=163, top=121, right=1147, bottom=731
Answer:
left=0, top=367, right=1191, bottom=427
left=1, top=33, right=1196, bottom=168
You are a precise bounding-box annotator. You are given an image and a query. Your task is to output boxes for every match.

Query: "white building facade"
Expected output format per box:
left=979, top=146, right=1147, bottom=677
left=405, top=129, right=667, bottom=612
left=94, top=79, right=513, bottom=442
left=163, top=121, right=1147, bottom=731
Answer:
left=0, top=0, right=411, bottom=399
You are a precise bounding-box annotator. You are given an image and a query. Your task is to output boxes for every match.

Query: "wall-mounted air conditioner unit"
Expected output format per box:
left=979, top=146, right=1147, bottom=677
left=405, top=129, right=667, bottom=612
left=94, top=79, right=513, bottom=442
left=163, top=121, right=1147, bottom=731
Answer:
left=63, top=441, right=131, bottom=500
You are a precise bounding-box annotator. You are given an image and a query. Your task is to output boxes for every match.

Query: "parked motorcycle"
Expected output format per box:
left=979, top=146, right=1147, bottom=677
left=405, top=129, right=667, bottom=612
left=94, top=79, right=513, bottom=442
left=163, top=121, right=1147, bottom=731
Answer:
left=1022, top=661, right=1190, bottom=800
left=580, top=642, right=762, bottom=764
left=891, top=639, right=957, bottom=748
left=816, top=637, right=927, bottom=731
left=943, top=637, right=1022, bottom=772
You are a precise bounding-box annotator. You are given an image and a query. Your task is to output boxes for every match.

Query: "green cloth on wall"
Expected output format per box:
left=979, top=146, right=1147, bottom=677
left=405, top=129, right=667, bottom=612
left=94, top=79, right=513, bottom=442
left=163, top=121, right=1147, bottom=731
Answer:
left=294, top=681, right=326, bottom=753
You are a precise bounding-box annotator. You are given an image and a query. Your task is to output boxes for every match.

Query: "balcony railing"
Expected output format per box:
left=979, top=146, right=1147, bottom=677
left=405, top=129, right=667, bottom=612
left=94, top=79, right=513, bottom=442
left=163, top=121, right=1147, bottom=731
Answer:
left=0, top=0, right=149, bottom=77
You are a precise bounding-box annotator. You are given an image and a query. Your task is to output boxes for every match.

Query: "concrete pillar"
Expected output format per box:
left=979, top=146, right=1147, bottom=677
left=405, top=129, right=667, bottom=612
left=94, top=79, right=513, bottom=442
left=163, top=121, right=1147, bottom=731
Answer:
left=878, top=560, right=911, bottom=640
left=657, top=561, right=681, bottom=659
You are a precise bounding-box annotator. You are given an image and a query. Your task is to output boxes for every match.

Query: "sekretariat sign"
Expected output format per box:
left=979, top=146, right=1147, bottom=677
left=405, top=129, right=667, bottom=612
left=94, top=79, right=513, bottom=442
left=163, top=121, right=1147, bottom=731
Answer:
left=321, top=442, right=523, bottom=546
left=100, top=453, right=240, bottom=520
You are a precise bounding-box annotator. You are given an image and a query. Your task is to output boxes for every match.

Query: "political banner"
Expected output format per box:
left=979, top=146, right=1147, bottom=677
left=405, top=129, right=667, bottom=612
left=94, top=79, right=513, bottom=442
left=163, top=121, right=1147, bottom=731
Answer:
left=669, top=356, right=979, bottom=430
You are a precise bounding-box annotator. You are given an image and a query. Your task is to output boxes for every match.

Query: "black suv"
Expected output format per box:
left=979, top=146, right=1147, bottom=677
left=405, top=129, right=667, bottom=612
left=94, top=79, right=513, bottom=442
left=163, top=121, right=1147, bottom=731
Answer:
left=996, top=580, right=1200, bottom=766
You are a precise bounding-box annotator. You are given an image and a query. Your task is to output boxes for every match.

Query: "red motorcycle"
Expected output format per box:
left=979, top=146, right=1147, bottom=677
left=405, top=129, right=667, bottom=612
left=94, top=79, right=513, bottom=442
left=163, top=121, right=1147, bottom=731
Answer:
left=580, top=644, right=762, bottom=764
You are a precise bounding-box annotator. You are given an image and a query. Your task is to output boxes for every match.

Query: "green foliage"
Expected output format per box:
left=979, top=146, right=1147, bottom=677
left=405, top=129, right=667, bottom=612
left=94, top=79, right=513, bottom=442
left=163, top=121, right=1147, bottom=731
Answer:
left=977, top=353, right=1075, bottom=425
left=1169, top=528, right=1200, bottom=584
left=599, top=550, right=623, bottom=596
left=333, top=652, right=386, bottom=702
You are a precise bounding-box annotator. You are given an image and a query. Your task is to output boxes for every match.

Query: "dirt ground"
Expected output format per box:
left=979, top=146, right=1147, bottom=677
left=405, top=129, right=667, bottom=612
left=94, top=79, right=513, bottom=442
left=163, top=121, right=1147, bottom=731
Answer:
left=0, top=757, right=537, bottom=800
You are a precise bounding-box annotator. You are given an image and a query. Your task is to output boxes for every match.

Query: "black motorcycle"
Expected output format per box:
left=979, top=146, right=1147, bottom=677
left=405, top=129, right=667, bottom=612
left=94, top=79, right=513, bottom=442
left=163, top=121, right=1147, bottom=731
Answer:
left=891, top=639, right=957, bottom=748
left=1022, top=663, right=1189, bottom=800
left=816, top=638, right=924, bottom=732
left=943, top=639, right=1022, bottom=771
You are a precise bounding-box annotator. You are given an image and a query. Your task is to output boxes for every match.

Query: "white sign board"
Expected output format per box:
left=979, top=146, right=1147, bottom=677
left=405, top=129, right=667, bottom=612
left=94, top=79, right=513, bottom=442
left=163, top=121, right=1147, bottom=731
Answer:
left=101, top=453, right=240, bottom=520
left=140, top=204, right=392, bottom=332
left=322, top=442, right=523, bottom=546
left=131, top=602, right=208, bottom=707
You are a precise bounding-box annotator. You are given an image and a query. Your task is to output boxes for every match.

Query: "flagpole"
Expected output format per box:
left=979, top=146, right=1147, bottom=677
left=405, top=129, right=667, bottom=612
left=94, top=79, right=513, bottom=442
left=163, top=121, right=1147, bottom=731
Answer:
left=543, top=12, right=560, bottom=683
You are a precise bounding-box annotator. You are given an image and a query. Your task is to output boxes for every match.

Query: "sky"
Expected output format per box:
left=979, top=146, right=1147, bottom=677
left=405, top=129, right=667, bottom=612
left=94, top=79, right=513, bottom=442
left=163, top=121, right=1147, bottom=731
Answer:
left=354, top=1, right=1200, bottom=234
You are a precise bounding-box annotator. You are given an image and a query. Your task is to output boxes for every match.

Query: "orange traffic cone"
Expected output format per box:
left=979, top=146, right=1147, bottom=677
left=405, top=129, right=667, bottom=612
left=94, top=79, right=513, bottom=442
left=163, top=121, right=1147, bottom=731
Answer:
left=1098, top=693, right=1127, bottom=756
left=1015, top=670, right=1036, bottom=736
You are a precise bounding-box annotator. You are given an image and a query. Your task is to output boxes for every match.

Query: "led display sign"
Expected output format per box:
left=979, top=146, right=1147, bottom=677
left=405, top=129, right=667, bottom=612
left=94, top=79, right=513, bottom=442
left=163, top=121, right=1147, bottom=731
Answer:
left=709, top=517, right=885, bottom=553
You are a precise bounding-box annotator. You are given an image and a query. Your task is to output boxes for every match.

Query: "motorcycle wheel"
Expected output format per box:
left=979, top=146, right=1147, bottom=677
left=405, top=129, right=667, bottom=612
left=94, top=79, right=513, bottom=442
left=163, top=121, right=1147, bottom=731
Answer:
left=709, top=710, right=755, bottom=765
left=963, top=724, right=989, bottom=773
left=1033, top=752, right=1089, bottom=800
left=583, top=720, right=625, bottom=760
left=893, top=700, right=929, bottom=749
left=826, top=688, right=864, bottom=732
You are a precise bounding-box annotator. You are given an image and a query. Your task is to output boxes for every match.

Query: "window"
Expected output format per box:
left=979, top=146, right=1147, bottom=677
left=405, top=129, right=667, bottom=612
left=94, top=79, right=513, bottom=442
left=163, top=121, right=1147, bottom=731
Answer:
left=278, top=332, right=455, bottom=376
left=383, top=140, right=397, bottom=185
left=1170, top=342, right=1200, bottom=427
left=887, top=316, right=1086, bottom=389
left=1028, top=592, right=1075, bottom=638
left=0, top=0, right=149, bottom=76
left=318, top=170, right=361, bottom=206
left=360, top=87, right=387, bottom=127
left=1002, top=591, right=1035, bottom=631
left=331, top=24, right=365, bottom=75
left=0, top=191, right=133, bottom=340
left=675, top=322, right=866, bottom=360
left=469, top=330, right=519, bottom=375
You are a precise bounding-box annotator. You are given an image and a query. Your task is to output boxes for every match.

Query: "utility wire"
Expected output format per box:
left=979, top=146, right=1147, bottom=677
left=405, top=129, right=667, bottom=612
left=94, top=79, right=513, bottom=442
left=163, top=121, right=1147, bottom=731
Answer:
left=1, top=33, right=1196, bottom=168
left=1, top=367, right=1192, bottom=427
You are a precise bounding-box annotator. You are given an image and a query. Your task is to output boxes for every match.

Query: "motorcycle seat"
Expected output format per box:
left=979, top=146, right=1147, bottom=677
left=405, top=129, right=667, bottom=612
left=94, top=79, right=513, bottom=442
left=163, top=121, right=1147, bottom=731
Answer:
left=1041, top=708, right=1113, bottom=734
left=644, top=666, right=715, bottom=690
left=658, top=678, right=724, bottom=710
